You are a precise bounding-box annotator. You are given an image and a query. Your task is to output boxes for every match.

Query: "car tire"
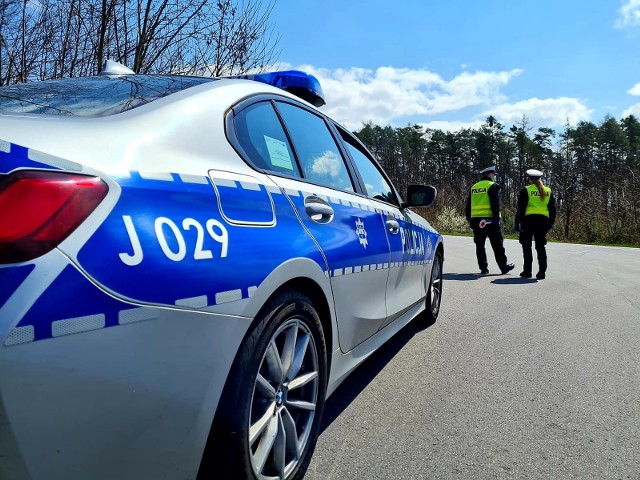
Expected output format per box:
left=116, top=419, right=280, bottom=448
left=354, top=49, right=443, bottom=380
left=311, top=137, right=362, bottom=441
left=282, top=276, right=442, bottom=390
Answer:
left=201, top=291, right=328, bottom=480
left=423, top=250, right=443, bottom=324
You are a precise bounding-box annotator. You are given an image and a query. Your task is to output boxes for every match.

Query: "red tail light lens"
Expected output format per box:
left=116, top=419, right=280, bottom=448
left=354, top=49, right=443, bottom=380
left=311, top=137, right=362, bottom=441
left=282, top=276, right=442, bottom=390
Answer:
left=0, top=170, right=108, bottom=263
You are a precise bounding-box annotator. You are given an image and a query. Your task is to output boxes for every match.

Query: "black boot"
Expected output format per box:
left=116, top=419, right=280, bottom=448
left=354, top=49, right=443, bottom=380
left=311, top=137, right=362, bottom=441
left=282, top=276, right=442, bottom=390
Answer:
left=500, top=263, right=515, bottom=274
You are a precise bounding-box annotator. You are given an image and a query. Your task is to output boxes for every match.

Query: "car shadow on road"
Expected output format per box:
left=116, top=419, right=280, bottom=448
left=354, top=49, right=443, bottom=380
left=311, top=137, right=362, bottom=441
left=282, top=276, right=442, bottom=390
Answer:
left=319, top=314, right=434, bottom=434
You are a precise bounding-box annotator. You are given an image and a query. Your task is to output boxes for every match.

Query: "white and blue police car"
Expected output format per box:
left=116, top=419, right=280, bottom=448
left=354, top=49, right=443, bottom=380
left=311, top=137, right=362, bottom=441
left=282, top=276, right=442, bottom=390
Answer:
left=0, top=61, right=444, bottom=480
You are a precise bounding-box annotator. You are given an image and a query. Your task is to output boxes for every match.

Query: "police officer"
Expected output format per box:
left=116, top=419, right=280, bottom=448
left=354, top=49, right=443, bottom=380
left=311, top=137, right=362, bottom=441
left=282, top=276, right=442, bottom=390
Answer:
left=465, top=166, right=515, bottom=275
left=514, top=169, right=556, bottom=279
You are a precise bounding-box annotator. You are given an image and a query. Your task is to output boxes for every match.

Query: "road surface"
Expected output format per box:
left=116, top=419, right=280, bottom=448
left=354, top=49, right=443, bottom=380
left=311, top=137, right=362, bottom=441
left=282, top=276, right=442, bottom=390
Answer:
left=307, top=235, right=640, bottom=479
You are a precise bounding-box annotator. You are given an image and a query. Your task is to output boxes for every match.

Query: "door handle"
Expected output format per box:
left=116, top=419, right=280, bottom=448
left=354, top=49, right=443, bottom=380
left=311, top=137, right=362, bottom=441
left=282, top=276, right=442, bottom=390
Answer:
left=304, top=196, right=334, bottom=223
left=386, top=218, right=400, bottom=233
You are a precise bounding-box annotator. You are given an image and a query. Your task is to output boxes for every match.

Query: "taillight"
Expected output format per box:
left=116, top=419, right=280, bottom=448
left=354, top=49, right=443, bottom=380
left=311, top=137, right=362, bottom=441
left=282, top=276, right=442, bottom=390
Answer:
left=0, top=170, right=108, bottom=264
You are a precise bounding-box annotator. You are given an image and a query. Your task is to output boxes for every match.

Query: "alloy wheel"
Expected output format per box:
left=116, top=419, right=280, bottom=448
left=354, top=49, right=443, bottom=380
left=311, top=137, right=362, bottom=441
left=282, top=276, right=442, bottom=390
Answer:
left=248, top=318, right=320, bottom=479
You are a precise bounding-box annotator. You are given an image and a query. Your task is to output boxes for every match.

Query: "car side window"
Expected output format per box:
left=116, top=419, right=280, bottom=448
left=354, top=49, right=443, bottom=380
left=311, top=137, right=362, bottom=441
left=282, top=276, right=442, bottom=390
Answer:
left=234, top=102, right=301, bottom=177
left=340, top=131, right=397, bottom=205
left=275, top=101, right=354, bottom=192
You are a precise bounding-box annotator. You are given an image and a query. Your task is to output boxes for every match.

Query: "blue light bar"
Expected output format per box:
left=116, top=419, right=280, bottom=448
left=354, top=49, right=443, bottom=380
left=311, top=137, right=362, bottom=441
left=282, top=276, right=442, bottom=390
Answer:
left=225, top=70, right=326, bottom=107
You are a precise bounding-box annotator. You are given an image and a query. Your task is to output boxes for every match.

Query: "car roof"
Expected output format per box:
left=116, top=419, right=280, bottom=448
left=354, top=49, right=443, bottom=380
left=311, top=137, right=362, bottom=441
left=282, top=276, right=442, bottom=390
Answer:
left=0, top=68, right=325, bottom=118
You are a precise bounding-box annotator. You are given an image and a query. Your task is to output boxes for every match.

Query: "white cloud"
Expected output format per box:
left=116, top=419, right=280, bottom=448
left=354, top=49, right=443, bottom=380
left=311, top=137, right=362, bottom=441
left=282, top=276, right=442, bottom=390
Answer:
left=622, top=103, right=640, bottom=117
left=273, top=63, right=592, bottom=130
left=312, top=150, right=342, bottom=177
left=621, top=83, right=640, bottom=117
left=484, top=97, right=593, bottom=128
left=295, top=65, right=522, bottom=129
left=615, top=0, right=640, bottom=28
left=628, top=82, right=640, bottom=96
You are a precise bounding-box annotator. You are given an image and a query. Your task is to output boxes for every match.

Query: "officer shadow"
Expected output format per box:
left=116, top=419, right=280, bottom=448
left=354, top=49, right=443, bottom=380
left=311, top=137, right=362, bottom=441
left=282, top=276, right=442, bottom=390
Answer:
left=443, top=272, right=482, bottom=281
left=444, top=273, right=538, bottom=284
left=491, top=277, right=538, bottom=284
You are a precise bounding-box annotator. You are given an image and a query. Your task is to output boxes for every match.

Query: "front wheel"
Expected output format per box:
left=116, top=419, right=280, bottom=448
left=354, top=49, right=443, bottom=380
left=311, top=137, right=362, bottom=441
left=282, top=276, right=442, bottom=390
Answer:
left=424, top=251, right=443, bottom=324
left=203, top=291, right=328, bottom=480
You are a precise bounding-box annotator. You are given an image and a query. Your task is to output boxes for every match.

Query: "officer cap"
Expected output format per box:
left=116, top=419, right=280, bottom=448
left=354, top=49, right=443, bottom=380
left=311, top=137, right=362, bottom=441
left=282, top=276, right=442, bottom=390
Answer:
left=480, top=165, right=497, bottom=175
left=526, top=169, right=543, bottom=179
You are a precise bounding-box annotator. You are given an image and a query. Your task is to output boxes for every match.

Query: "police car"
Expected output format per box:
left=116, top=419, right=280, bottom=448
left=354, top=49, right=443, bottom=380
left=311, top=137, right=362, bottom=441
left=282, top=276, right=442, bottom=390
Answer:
left=0, top=61, right=444, bottom=480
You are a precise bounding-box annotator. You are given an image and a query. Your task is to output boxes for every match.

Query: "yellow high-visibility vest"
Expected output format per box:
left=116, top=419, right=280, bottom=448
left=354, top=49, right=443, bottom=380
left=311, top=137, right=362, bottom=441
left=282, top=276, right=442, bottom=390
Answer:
left=470, top=180, right=494, bottom=217
left=524, top=184, right=551, bottom=217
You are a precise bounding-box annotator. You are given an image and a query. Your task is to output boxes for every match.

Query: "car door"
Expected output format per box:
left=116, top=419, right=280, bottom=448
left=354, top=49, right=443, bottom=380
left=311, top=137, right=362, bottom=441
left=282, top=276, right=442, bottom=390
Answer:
left=230, top=98, right=391, bottom=352
left=335, top=127, right=426, bottom=328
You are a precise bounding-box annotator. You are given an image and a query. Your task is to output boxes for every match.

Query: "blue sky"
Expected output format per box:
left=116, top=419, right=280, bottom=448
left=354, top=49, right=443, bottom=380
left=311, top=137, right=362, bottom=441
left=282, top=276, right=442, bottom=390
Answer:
left=270, top=0, right=640, bottom=132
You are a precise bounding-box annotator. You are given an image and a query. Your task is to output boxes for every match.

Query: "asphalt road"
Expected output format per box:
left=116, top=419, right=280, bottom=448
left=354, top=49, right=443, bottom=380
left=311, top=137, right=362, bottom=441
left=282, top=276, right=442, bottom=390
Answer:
left=307, top=235, right=640, bottom=479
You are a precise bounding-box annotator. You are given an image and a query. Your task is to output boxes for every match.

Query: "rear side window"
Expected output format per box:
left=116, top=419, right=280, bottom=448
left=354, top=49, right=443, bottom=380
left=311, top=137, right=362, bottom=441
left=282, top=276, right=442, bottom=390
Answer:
left=275, top=102, right=354, bottom=192
left=234, top=102, right=301, bottom=176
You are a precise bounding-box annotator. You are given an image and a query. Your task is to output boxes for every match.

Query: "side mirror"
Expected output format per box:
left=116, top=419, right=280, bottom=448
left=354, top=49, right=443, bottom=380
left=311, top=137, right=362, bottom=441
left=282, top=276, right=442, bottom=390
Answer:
left=404, top=185, right=437, bottom=208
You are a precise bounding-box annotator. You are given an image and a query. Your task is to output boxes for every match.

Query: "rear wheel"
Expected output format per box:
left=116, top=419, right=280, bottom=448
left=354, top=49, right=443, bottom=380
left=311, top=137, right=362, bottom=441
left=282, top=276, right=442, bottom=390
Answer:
left=424, top=251, right=443, bottom=323
left=203, top=291, right=327, bottom=480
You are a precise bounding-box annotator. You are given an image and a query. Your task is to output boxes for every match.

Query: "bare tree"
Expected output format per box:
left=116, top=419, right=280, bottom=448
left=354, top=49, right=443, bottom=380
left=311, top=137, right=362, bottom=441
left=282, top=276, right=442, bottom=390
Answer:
left=0, top=0, right=46, bottom=83
left=0, top=0, right=19, bottom=83
left=98, top=0, right=279, bottom=75
left=0, top=0, right=280, bottom=84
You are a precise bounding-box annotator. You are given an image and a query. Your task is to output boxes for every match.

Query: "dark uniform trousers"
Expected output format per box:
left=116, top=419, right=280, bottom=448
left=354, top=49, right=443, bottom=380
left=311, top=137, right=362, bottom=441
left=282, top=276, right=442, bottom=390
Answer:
left=519, top=215, right=549, bottom=274
left=471, top=219, right=508, bottom=270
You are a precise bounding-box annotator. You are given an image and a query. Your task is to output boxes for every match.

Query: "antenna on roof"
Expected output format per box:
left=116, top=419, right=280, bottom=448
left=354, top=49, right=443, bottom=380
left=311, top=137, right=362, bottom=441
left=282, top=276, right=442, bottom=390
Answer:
left=101, top=60, right=135, bottom=76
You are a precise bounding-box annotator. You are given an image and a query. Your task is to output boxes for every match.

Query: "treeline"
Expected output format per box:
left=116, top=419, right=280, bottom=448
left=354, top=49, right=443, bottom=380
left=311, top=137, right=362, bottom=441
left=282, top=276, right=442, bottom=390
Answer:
left=0, top=0, right=277, bottom=84
left=354, top=115, right=640, bottom=246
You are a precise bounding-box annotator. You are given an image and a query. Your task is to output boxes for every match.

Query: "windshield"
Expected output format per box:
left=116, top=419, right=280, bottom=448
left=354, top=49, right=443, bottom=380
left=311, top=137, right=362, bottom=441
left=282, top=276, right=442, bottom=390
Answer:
left=0, top=75, right=216, bottom=117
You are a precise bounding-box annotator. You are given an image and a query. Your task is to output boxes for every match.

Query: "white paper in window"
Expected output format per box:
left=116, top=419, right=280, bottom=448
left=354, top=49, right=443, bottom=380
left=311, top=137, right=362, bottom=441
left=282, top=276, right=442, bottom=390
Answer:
left=264, top=135, right=293, bottom=170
